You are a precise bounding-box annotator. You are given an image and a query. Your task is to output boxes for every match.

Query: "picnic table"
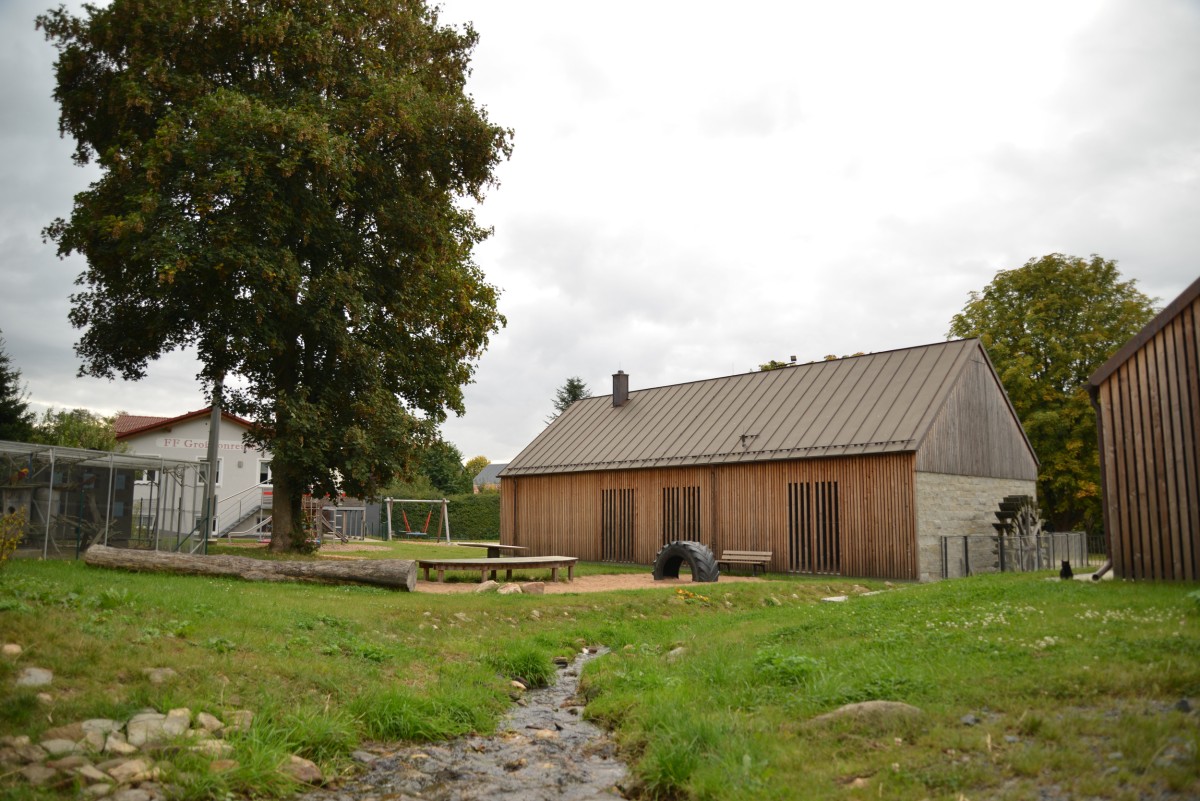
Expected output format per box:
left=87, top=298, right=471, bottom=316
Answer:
left=456, top=542, right=529, bottom=559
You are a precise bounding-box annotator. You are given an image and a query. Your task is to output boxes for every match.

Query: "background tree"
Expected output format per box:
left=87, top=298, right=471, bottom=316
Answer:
left=419, top=439, right=472, bottom=496
left=32, top=408, right=126, bottom=452
left=548, top=377, right=590, bottom=423
left=0, top=333, right=35, bottom=442
left=40, top=0, right=510, bottom=552
left=464, top=455, right=490, bottom=479
left=948, top=253, right=1157, bottom=532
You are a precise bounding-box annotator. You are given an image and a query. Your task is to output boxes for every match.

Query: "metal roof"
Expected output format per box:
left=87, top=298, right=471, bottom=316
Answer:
left=502, top=339, right=991, bottom=476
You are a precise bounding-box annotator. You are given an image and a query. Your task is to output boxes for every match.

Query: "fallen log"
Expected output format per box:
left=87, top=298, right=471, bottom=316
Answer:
left=83, top=544, right=417, bottom=591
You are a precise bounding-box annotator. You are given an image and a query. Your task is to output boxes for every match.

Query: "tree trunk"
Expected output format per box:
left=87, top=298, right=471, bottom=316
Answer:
left=83, top=544, right=417, bottom=591
left=269, top=467, right=305, bottom=553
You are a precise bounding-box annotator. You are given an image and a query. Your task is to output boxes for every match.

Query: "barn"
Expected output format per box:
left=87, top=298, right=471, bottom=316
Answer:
left=499, top=339, right=1038, bottom=581
left=1088, top=275, right=1200, bottom=581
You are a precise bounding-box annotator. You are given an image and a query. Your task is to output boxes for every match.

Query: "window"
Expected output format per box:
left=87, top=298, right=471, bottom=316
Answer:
left=258, top=460, right=272, bottom=485
left=197, top=458, right=223, bottom=488
left=787, top=480, right=840, bottom=575
left=601, top=488, right=636, bottom=562
left=661, top=486, right=701, bottom=545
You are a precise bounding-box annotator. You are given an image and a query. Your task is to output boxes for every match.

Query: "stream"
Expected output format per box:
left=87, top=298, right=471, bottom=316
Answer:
left=300, top=647, right=627, bottom=801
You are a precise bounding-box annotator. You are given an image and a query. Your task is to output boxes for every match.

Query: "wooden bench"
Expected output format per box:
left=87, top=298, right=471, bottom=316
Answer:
left=416, top=555, right=577, bottom=584
left=717, top=550, right=772, bottom=575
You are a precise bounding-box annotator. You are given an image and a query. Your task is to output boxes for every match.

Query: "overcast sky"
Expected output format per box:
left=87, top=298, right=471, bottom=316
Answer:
left=1, top=0, right=1197, bottom=462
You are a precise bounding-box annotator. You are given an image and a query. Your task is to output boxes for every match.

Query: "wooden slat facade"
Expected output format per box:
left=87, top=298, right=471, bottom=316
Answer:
left=1091, top=278, right=1200, bottom=580
left=501, top=452, right=918, bottom=580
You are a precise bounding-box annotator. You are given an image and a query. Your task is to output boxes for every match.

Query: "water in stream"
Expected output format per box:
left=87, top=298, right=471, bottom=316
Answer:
left=300, top=647, right=627, bottom=801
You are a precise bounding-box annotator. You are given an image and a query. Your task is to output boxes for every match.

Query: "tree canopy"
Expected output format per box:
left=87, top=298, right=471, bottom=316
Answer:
left=948, top=253, right=1157, bottom=531
left=39, top=0, right=510, bottom=550
left=31, top=408, right=125, bottom=452
left=464, top=454, right=490, bottom=479
left=548, top=376, right=589, bottom=422
left=0, top=333, right=34, bottom=442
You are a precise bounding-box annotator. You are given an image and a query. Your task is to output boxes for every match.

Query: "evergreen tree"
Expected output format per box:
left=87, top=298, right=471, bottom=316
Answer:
left=0, top=332, right=34, bottom=442
left=548, top=376, right=590, bottom=423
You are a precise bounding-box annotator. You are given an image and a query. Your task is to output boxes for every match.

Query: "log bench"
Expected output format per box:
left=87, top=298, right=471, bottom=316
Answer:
left=717, top=550, right=772, bottom=576
left=417, top=555, right=577, bottom=584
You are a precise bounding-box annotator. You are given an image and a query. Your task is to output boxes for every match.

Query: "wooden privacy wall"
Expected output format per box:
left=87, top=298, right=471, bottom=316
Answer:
left=1095, top=296, right=1200, bottom=580
left=500, top=453, right=918, bottom=579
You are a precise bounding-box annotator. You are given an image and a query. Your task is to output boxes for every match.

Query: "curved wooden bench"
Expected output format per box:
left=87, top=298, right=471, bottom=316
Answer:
left=417, top=555, right=577, bottom=583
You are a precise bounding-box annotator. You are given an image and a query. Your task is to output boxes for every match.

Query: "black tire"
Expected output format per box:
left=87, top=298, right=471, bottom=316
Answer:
left=653, top=541, right=720, bottom=582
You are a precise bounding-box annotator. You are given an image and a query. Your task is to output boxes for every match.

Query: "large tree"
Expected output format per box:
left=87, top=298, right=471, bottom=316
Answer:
left=948, top=254, right=1156, bottom=532
left=0, top=332, right=35, bottom=442
left=39, top=0, right=510, bottom=551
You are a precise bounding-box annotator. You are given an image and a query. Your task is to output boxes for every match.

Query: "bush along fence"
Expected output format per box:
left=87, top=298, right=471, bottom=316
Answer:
left=940, top=531, right=1091, bottom=579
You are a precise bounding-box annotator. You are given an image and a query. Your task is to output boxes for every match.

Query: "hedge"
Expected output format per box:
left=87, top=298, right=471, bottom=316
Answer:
left=446, top=493, right=500, bottom=540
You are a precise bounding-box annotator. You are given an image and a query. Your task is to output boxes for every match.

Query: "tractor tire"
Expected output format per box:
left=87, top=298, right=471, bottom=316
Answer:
left=653, top=541, right=720, bottom=582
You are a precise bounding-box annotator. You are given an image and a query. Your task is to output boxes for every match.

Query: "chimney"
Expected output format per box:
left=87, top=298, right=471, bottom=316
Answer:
left=613, top=370, right=629, bottom=407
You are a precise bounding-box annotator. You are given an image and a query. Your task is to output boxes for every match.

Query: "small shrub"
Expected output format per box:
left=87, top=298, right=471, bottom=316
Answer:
left=753, top=646, right=824, bottom=687
left=0, top=511, right=25, bottom=568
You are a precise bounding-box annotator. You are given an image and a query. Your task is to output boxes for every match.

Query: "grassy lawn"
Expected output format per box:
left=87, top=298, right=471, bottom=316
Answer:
left=1, top=555, right=1197, bottom=801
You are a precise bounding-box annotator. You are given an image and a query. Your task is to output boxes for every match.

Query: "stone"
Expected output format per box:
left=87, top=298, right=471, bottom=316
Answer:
left=282, top=754, right=323, bottom=785
left=474, top=580, right=500, bottom=593
left=532, top=729, right=558, bottom=740
left=190, top=739, right=233, bottom=757
left=1175, top=698, right=1193, bottom=713
left=141, top=668, right=177, bottom=685
left=47, top=754, right=89, bottom=770
left=521, top=582, right=545, bottom=595
left=107, top=758, right=151, bottom=783
left=14, top=743, right=50, bottom=763
left=82, top=730, right=108, bottom=752
left=36, top=692, right=53, bottom=704
left=961, top=714, right=981, bottom=726
left=0, top=735, right=30, bottom=747
left=20, top=764, right=60, bottom=786
left=0, top=747, right=21, bottom=766
left=104, top=733, right=139, bottom=756
left=77, top=764, right=111, bottom=782
left=2, top=643, right=22, bottom=658
left=208, top=759, right=239, bottom=773
left=225, top=709, right=253, bottom=733
left=40, top=738, right=81, bottom=757
left=83, top=782, right=114, bottom=797
left=163, top=708, right=191, bottom=737
left=127, top=713, right=168, bottom=746
left=110, top=789, right=152, bottom=801
left=666, top=647, right=687, bottom=663
left=195, top=712, right=224, bottom=733
left=16, top=667, right=53, bottom=687
left=454, top=612, right=471, bottom=622
left=497, top=583, right=523, bottom=595
left=44, top=722, right=86, bottom=742
left=809, top=701, right=925, bottom=728
left=510, top=680, right=527, bottom=691
left=350, top=750, right=378, bottom=764
left=821, top=595, right=849, bottom=603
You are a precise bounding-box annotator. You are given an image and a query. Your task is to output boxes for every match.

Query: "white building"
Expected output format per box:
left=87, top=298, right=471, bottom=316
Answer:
left=116, top=409, right=272, bottom=538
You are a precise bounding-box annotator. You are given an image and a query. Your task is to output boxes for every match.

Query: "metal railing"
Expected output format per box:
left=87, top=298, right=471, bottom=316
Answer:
left=940, top=532, right=1091, bottom=579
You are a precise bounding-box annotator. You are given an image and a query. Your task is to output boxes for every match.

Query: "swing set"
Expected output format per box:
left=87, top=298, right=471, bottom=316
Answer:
left=384, top=497, right=451, bottom=543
